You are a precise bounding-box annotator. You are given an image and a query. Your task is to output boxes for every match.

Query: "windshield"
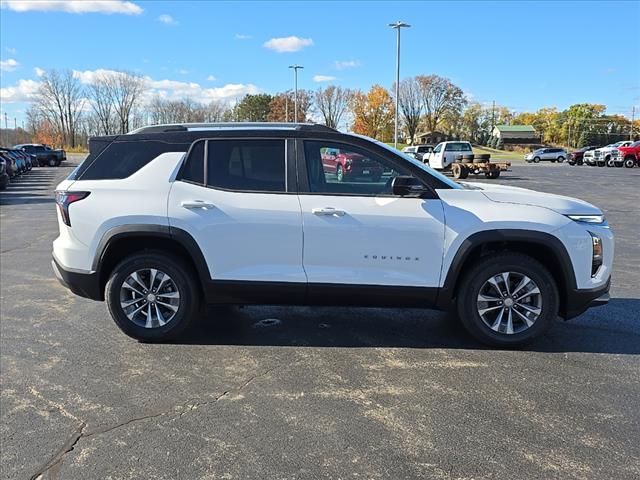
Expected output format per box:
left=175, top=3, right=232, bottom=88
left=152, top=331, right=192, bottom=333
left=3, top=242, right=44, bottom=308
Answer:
left=360, top=135, right=462, bottom=190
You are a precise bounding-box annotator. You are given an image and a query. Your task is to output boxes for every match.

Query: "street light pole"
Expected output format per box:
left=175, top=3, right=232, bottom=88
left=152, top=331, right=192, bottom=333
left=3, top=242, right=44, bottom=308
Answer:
left=389, top=21, right=410, bottom=148
left=288, top=65, right=303, bottom=123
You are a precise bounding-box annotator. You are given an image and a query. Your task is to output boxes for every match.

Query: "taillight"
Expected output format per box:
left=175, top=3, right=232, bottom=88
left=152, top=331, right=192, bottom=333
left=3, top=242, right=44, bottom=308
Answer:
left=55, top=191, right=90, bottom=226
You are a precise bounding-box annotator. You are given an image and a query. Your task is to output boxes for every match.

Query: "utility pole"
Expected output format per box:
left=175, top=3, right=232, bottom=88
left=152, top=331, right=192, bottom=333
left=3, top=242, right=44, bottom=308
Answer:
left=14, top=117, right=17, bottom=130
left=4, top=112, right=7, bottom=130
left=285, top=95, right=289, bottom=123
left=631, top=106, right=635, bottom=140
left=490, top=100, right=496, bottom=133
left=389, top=21, right=410, bottom=148
left=288, top=65, right=303, bottom=123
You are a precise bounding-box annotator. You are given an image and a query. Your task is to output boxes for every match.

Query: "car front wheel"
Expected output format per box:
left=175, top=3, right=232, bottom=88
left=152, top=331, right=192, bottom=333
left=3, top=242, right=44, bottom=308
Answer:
left=105, top=252, right=200, bottom=341
left=456, top=253, right=558, bottom=346
left=533, top=156, right=540, bottom=163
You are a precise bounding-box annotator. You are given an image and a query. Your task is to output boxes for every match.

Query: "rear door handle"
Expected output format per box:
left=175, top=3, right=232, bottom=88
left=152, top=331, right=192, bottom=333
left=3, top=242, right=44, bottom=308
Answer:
left=312, top=207, right=346, bottom=217
left=181, top=200, right=216, bottom=210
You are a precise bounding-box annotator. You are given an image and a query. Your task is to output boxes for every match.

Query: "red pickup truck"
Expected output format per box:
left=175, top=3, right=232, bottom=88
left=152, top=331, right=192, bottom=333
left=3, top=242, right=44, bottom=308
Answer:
left=615, top=140, right=640, bottom=168
left=321, top=148, right=384, bottom=182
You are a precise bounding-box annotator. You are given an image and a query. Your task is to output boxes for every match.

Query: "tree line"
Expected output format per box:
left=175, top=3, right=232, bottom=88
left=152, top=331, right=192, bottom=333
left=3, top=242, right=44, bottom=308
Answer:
left=23, top=68, right=638, bottom=150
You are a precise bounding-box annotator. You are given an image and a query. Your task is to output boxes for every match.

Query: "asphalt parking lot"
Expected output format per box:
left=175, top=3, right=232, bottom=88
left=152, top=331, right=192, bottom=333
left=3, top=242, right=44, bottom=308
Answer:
left=1, top=157, right=639, bottom=480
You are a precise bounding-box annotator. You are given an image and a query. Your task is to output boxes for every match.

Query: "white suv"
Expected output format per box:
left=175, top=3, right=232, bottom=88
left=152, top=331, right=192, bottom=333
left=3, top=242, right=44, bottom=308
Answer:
left=52, top=123, right=613, bottom=346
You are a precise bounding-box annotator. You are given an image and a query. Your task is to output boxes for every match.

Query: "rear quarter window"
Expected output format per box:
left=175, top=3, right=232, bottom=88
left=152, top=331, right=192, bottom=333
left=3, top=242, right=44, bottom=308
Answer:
left=76, top=140, right=190, bottom=180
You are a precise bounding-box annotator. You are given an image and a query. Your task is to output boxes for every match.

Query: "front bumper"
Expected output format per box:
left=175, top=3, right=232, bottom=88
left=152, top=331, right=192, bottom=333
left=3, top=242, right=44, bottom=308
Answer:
left=563, top=276, right=611, bottom=320
left=52, top=255, right=103, bottom=301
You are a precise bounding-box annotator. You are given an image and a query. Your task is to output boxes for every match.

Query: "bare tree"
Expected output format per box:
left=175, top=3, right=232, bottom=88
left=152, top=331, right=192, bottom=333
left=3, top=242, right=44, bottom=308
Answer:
left=396, top=78, right=422, bottom=144
left=205, top=101, right=227, bottom=122
left=103, top=71, right=145, bottom=133
left=416, top=75, right=466, bottom=133
left=88, top=74, right=116, bottom=135
left=314, top=86, right=352, bottom=129
left=35, top=69, right=85, bottom=147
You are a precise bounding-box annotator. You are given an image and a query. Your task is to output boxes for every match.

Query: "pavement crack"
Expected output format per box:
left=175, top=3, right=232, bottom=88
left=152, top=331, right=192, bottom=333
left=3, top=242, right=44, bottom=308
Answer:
left=30, top=422, right=86, bottom=480
left=28, top=365, right=280, bottom=479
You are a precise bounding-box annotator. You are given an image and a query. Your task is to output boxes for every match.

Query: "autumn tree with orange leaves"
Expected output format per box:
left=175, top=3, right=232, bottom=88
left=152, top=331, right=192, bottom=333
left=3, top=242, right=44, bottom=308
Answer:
left=351, top=85, right=395, bottom=141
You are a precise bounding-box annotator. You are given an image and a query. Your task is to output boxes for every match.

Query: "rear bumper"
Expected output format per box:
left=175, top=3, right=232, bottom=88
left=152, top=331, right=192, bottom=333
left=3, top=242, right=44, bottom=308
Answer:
left=562, top=277, right=611, bottom=320
left=52, top=255, right=103, bottom=301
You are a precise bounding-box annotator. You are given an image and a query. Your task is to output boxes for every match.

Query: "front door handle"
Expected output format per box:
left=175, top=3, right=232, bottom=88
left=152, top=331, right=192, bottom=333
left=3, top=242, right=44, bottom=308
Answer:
left=181, top=200, right=216, bottom=210
left=312, top=207, right=346, bottom=217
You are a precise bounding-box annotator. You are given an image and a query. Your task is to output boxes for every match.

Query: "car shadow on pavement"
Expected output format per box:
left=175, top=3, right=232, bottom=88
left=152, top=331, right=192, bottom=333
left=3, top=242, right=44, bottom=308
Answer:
left=176, top=298, right=640, bottom=355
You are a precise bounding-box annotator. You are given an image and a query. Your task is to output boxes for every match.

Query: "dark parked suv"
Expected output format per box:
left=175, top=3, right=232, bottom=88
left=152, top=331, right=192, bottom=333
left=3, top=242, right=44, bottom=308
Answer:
left=568, top=146, right=599, bottom=166
left=14, top=143, right=66, bottom=167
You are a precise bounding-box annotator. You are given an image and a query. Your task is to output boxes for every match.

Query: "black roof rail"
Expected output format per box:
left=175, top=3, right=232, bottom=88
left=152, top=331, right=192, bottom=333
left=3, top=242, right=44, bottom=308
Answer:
left=128, top=122, right=338, bottom=135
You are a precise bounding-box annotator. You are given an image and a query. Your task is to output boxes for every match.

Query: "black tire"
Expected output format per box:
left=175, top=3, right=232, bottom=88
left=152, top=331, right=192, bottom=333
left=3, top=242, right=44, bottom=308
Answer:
left=597, top=161, right=605, bottom=167
left=48, top=157, right=57, bottom=167
left=105, top=252, right=201, bottom=342
left=484, top=170, right=500, bottom=179
left=456, top=253, right=559, bottom=347
left=336, top=164, right=344, bottom=182
left=533, top=156, right=540, bottom=163
left=624, top=157, right=636, bottom=168
left=606, top=156, right=615, bottom=168
left=461, top=154, right=475, bottom=164
left=452, top=163, right=468, bottom=179
left=557, top=156, right=565, bottom=163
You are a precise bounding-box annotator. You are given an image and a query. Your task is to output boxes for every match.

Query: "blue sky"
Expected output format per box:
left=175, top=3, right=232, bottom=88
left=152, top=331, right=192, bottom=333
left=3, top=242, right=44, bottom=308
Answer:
left=1, top=0, right=639, bottom=126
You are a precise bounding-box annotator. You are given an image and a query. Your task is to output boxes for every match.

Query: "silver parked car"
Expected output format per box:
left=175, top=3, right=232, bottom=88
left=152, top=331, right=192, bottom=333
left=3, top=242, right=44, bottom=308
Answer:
left=525, top=147, right=567, bottom=163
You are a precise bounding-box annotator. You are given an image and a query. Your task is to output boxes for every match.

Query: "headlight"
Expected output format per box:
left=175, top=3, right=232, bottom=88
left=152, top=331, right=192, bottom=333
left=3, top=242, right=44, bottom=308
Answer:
left=589, top=231, right=603, bottom=277
left=567, top=214, right=606, bottom=224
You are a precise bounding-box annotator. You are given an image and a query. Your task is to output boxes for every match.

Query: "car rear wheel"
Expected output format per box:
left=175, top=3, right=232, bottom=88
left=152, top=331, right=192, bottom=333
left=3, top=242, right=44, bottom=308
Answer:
left=484, top=170, right=500, bottom=179
left=557, top=156, right=565, bottom=163
left=48, top=157, right=57, bottom=167
left=106, top=252, right=200, bottom=342
left=336, top=164, right=344, bottom=182
left=456, top=253, right=558, bottom=346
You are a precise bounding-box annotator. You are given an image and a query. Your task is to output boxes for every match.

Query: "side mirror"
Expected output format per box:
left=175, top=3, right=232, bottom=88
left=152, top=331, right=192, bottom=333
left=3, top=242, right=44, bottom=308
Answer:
left=392, top=176, right=429, bottom=197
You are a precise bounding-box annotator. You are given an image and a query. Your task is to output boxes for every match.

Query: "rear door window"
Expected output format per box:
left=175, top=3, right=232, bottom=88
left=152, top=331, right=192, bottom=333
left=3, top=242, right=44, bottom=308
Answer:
left=206, top=139, right=286, bottom=192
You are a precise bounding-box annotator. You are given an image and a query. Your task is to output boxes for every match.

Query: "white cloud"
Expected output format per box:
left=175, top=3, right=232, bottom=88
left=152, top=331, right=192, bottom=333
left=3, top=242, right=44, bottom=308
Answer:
left=0, top=58, right=19, bottom=71
left=0, top=79, right=41, bottom=103
left=177, top=69, right=189, bottom=75
left=263, top=36, right=313, bottom=53
left=313, top=75, right=336, bottom=82
left=0, top=0, right=143, bottom=14
left=71, top=68, right=259, bottom=104
left=34, top=67, right=45, bottom=77
left=207, top=75, right=216, bottom=81
left=157, top=14, right=176, bottom=25
left=6, top=47, right=17, bottom=54
left=235, top=34, right=252, bottom=40
left=334, top=60, right=360, bottom=70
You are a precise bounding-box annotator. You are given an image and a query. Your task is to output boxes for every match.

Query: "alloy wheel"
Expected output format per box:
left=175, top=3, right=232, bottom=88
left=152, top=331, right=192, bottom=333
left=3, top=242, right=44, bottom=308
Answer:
left=119, top=268, right=181, bottom=328
left=476, top=271, right=542, bottom=335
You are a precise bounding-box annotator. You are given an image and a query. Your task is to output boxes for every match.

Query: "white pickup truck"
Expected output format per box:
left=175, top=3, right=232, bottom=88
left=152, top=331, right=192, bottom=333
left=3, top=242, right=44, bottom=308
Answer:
left=424, top=141, right=510, bottom=179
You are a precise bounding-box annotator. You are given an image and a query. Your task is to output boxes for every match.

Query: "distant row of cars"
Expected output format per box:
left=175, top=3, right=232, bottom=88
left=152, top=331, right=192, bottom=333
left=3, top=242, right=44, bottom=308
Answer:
left=0, top=143, right=66, bottom=190
left=574, top=141, right=640, bottom=168
left=507, top=142, right=639, bottom=168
